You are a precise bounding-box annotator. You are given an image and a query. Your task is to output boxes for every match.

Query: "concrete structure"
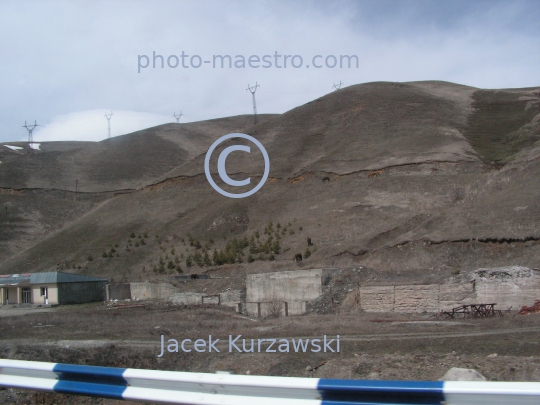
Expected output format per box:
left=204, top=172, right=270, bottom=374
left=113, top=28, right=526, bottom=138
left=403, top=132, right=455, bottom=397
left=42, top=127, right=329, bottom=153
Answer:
left=106, top=283, right=131, bottom=301
left=111, top=280, right=245, bottom=313
left=0, top=272, right=107, bottom=305
left=246, top=269, right=332, bottom=317
left=170, top=292, right=206, bottom=305
left=219, top=289, right=245, bottom=313
left=357, top=266, right=540, bottom=313
left=130, top=282, right=178, bottom=301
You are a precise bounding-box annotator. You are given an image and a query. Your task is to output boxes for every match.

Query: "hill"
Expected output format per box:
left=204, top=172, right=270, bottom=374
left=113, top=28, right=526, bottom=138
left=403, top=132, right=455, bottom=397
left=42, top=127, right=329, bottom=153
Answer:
left=1, top=81, right=539, bottom=286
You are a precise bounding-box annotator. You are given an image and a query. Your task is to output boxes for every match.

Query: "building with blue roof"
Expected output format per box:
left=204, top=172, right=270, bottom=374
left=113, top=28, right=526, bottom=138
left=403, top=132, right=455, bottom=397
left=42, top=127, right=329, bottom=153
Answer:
left=0, top=271, right=107, bottom=305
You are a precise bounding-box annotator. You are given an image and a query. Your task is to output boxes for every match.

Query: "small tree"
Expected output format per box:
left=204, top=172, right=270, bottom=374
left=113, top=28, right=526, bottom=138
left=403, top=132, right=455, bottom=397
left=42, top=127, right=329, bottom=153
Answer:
left=266, top=301, right=283, bottom=319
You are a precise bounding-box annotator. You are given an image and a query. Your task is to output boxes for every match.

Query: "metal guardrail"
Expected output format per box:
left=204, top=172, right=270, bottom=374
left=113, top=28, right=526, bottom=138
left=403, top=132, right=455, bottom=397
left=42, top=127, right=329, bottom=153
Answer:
left=1, top=359, right=540, bottom=404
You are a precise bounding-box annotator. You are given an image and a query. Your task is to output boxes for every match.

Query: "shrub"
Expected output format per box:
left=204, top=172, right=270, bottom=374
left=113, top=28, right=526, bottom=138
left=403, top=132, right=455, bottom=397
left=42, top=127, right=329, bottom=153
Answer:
left=87, top=255, right=93, bottom=262
left=304, top=248, right=311, bottom=259
left=203, top=251, right=211, bottom=266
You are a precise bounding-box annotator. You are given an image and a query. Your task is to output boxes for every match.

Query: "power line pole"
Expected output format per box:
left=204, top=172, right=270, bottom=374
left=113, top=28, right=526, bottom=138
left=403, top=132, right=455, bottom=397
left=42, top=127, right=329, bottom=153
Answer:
left=22, top=120, right=39, bottom=153
left=173, top=111, right=182, bottom=123
left=104, top=111, right=113, bottom=138
left=333, top=81, right=343, bottom=91
left=246, top=82, right=260, bottom=124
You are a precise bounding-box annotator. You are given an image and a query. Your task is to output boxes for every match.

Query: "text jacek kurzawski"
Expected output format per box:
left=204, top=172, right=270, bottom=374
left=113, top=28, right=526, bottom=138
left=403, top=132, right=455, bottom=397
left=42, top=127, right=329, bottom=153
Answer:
left=158, top=335, right=340, bottom=357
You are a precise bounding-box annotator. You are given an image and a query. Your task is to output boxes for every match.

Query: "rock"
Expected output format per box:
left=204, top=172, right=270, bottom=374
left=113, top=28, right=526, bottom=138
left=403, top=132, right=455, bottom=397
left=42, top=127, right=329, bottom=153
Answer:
left=487, top=353, right=498, bottom=358
left=440, top=367, right=486, bottom=381
left=306, top=365, right=313, bottom=371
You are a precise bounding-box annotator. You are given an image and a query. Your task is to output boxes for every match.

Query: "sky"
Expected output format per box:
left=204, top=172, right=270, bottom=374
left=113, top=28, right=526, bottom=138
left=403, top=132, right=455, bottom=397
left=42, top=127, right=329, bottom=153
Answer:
left=1, top=0, right=539, bottom=143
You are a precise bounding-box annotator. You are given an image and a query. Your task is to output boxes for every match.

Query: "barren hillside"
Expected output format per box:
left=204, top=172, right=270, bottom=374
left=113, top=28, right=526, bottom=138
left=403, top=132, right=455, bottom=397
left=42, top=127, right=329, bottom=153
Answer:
left=1, top=81, right=539, bottom=284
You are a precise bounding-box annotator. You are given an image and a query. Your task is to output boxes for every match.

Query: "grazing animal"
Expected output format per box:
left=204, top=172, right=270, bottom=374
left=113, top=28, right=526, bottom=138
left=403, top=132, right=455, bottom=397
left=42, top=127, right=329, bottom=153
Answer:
left=322, top=176, right=330, bottom=182
left=368, top=169, right=385, bottom=178
left=294, top=253, right=303, bottom=262
left=307, top=237, right=313, bottom=246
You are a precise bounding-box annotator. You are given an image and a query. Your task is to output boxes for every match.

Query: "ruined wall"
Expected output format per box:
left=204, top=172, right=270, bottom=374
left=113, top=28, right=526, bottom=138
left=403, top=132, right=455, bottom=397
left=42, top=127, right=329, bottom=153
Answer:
left=359, top=286, right=395, bottom=312
left=246, top=269, right=325, bottom=317
left=170, top=292, right=205, bottom=305
left=130, top=282, right=179, bottom=301
left=356, top=266, right=539, bottom=313
left=246, top=269, right=323, bottom=303
left=394, top=285, right=440, bottom=313
left=219, top=289, right=244, bottom=312
left=439, top=284, right=476, bottom=310
left=126, top=282, right=244, bottom=311
left=473, top=267, right=540, bottom=310
left=202, top=295, right=219, bottom=305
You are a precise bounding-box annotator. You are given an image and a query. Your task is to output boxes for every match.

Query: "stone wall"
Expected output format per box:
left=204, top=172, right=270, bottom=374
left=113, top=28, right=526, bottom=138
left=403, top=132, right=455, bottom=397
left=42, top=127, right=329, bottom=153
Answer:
left=473, top=267, right=540, bottom=310
left=202, top=295, right=220, bottom=305
left=219, top=289, right=244, bottom=312
left=358, top=286, right=395, bottom=312
left=394, top=285, right=440, bottom=313
left=357, top=266, right=539, bottom=313
left=170, top=292, right=205, bottom=305
left=127, top=282, right=244, bottom=312
left=130, top=282, right=178, bottom=301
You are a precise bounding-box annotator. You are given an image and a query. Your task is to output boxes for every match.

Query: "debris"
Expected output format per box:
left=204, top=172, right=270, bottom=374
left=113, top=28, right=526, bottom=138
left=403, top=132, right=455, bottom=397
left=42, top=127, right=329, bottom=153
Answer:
left=432, top=303, right=506, bottom=319
left=440, top=367, right=486, bottom=381
left=518, top=300, right=540, bottom=315
left=312, top=360, right=327, bottom=370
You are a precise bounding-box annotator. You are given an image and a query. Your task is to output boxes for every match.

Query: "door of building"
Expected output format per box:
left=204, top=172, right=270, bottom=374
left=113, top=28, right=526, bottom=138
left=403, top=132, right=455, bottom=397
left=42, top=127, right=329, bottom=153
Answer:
left=22, top=288, right=31, bottom=304
left=41, top=287, right=48, bottom=305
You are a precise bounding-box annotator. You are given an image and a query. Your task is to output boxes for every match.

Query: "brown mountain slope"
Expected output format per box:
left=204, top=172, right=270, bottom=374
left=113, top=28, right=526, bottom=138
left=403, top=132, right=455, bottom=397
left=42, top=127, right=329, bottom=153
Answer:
left=1, top=81, right=539, bottom=284
left=0, top=114, right=276, bottom=192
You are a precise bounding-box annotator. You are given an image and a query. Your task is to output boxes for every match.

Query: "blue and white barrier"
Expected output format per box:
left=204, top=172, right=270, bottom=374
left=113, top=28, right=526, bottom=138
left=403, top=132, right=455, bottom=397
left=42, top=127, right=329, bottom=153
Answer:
left=1, top=359, right=540, bottom=404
